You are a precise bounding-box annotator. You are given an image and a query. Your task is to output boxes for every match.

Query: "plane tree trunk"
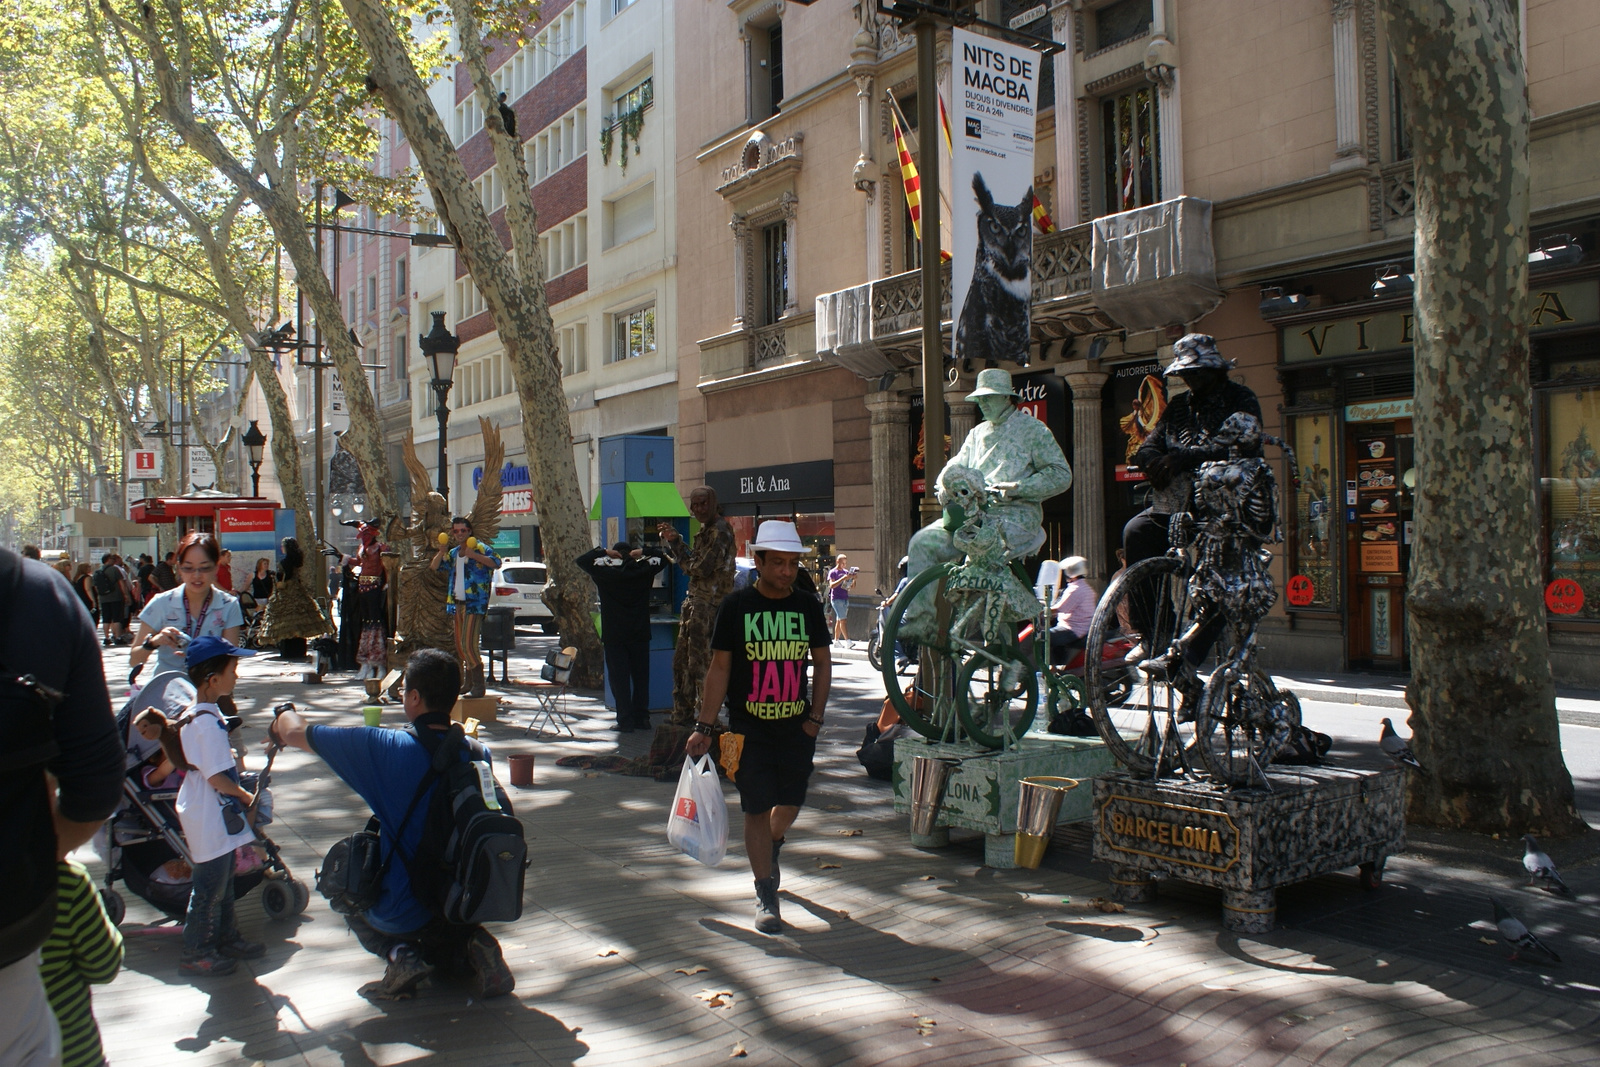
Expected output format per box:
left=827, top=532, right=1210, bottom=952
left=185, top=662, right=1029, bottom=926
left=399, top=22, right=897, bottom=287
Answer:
left=1379, top=0, right=1586, bottom=835
left=342, top=0, right=605, bottom=685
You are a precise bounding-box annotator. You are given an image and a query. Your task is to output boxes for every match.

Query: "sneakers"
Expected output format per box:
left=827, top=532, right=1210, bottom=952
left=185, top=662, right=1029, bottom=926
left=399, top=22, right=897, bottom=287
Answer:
left=217, top=938, right=266, bottom=960
left=770, top=838, right=784, bottom=893
left=753, top=877, right=782, bottom=934
left=358, top=946, right=433, bottom=1001
left=465, top=928, right=515, bottom=998
left=179, top=951, right=237, bottom=977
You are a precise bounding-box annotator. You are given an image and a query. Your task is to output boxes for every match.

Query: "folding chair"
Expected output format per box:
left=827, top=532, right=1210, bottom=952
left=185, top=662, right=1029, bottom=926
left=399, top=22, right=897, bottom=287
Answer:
left=525, top=646, right=576, bottom=737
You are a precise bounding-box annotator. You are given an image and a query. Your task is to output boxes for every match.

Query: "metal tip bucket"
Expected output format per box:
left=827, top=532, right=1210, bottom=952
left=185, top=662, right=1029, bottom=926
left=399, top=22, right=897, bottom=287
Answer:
left=1013, top=776, right=1080, bottom=868
left=909, top=756, right=962, bottom=835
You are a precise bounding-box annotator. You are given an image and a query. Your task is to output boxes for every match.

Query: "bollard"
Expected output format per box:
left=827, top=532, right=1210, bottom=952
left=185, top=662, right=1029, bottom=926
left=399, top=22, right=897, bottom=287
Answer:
left=508, top=753, right=536, bottom=788
left=1013, top=776, right=1080, bottom=868
left=909, top=756, right=961, bottom=836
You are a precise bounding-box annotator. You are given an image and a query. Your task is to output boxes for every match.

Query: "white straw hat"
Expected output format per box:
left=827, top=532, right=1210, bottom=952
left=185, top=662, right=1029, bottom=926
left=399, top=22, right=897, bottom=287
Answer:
left=750, top=520, right=804, bottom=552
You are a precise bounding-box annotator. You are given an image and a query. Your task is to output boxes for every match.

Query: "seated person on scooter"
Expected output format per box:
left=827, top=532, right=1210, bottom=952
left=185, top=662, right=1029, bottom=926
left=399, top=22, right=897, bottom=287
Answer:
left=1048, top=556, right=1095, bottom=665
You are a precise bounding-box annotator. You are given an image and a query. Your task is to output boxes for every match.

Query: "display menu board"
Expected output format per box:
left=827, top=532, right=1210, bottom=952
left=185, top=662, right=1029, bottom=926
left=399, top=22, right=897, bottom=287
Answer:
left=1354, top=433, right=1401, bottom=572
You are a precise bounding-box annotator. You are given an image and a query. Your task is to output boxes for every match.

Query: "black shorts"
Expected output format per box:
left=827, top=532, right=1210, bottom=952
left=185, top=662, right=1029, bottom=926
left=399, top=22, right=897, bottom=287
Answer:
left=730, top=718, right=817, bottom=815
left=101, top=601, right=126, bottom=626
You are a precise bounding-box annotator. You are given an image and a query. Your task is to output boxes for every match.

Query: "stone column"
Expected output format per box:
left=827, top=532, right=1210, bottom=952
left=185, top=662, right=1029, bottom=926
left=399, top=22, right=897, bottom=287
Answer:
left=865, top=390, right=914, bottom=592
left=1062, top=370, right=1109, bottom=581
left=730, top=213, right=750, bottom=330
left=945, top=374, right=976, bottom=457
left=780, top=191, right=800, bottom=317
left=1050, top=3, right=1080, bottom=227
left=1330, top=0, right=1365, bottom=170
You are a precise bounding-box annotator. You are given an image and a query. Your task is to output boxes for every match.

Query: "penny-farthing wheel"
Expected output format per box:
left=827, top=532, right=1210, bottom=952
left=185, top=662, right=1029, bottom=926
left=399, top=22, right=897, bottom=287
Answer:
left=881, top=563, right=1039, bottom=748
left=1192, top=640, right=1301, bottom=787
left=1083, top=555, right=1200, bottom=777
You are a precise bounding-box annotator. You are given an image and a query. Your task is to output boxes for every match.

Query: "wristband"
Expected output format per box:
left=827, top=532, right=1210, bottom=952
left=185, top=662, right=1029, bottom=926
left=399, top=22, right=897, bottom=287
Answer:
left=142, top=636, right=157, bottom=651
left=807, top=715, right=825, bottom=726
left=691, top=721, right=716, bottom=736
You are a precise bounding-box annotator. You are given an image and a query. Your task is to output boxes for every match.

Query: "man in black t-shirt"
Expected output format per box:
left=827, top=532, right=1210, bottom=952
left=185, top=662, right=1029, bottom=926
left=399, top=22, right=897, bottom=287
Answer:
left=686, top=520, right=830, bottom=935
left=576, top=541, right=667, bottom=732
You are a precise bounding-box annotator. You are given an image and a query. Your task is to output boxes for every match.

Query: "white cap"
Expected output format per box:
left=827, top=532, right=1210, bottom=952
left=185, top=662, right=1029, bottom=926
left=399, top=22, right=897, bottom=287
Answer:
left=1062, top=556, right=1090, bottom=578
left=750, top=520, right=804, bottom=553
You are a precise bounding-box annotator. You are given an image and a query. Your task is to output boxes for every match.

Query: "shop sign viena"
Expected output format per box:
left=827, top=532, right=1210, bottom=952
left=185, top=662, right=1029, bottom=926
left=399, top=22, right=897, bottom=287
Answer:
left=1282, top=280, right=1600, bottom=363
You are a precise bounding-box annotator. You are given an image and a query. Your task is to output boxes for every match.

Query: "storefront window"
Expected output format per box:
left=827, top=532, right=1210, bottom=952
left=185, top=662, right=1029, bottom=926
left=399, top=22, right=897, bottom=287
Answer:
left=1545, top=384, right=1600, bottom=621
left=1287, top=412, right=1337, bottom=609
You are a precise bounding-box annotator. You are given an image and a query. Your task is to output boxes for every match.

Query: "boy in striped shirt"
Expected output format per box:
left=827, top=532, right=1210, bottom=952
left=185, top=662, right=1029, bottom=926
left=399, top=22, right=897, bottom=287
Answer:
left=41, top=862, right=124, bottom=1067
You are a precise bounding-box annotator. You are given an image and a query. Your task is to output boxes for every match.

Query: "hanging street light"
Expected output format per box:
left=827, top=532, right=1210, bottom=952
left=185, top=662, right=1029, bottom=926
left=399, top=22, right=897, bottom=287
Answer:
left=418, top=310, right=461, bottom=499
left=241, top=420, right=268, bottom=497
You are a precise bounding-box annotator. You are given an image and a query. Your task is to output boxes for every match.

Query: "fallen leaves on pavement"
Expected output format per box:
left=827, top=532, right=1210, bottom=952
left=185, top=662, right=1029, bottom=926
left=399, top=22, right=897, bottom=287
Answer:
left=675, top=965, right=709, bottom=976
left=817, top=862, right=842, bottom=870
left=695, top=989, right=735, bottom=1009
left=596, top=948, right=619, bottom=957
left=730, top=1044, right=747, bottom=1058
left=837, top=829, right=863, bottom=836
left=913, top=1015, right=936, bottom=1036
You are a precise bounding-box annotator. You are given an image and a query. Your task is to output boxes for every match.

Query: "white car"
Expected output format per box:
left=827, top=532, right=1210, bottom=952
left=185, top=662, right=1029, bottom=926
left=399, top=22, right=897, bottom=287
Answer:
left=491, top=561, right=556, bottom=631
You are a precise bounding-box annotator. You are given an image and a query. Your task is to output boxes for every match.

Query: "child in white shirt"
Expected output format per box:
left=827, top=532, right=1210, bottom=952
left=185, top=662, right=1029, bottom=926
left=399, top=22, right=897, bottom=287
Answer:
left=174, top=636, right=263, bottom=977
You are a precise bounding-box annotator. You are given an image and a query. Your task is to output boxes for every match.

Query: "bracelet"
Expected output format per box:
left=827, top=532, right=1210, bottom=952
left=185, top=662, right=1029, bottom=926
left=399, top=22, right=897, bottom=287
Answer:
left=807, top=715, right=825, bottom=726
left=142, top=636, right=157, bottom=651
left=691, top=721, right=716, bottom=736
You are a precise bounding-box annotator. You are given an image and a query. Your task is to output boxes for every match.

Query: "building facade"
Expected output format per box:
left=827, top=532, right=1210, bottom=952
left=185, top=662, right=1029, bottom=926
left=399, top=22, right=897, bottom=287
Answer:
left=678, top=0, right=1600, bottom=683
left=403, top=0, right=679, bottom=558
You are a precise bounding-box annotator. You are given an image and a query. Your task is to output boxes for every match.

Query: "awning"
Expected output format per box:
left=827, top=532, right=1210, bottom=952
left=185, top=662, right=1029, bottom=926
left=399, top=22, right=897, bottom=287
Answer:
left=130, top=492, right=279, bottom=524
left=588, top=482, right=691, bottom=520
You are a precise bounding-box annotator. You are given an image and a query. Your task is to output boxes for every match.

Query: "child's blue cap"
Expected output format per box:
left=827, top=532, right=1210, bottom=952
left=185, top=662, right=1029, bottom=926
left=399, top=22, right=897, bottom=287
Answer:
left=186, top=635, right=255, bottom=665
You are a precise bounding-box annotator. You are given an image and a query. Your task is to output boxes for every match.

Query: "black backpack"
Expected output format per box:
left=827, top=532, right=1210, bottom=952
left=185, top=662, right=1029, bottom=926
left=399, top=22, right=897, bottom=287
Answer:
left=93, top=566, right=117, bottom=597
left=316, top=816, right=386, bottom=915
left=402, top=725, right=527, bottom=926
left=0, top=550, right=65, bottom=969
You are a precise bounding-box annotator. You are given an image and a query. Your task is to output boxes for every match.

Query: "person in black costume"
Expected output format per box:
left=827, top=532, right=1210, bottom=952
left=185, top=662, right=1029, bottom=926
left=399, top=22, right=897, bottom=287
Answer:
left=1121, top=334, right=1263, bottom=675
left=577, top=541, right=667, bottom=732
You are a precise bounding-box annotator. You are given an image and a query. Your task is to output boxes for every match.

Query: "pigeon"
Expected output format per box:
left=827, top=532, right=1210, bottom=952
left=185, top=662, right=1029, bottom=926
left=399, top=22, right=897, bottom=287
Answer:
left=1491, top=897, right=1560, bottom=962
left=496, top=92, right=517, bottom=138
left=1521, top=834, right=1573, bottom=898
left=1379, top=717, right=1424, bottom=771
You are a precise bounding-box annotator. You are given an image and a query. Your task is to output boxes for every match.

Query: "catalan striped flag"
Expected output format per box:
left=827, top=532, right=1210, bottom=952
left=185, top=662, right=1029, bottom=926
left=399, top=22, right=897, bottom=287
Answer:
left=1031, top=194, right=1056, bottom=234
left=891, top=108, right=952, bottom=262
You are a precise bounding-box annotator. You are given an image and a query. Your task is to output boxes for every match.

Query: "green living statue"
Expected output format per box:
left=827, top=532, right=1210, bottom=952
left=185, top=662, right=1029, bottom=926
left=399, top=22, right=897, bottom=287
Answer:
left=899, top=368, right=1073, bottom=646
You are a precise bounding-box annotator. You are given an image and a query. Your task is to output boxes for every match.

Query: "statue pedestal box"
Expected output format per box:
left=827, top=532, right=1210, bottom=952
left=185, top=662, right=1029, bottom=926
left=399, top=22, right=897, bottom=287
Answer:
left=452, top=695, right=499, bottom=725
left=1091, top=766, right=1406, bottom=933
left=891, top=735, right=1118, bottom=868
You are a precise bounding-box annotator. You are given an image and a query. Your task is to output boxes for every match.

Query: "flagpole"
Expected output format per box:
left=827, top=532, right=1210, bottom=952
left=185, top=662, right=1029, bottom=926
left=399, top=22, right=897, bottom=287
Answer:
left=916, top=15, right=945, bottom=526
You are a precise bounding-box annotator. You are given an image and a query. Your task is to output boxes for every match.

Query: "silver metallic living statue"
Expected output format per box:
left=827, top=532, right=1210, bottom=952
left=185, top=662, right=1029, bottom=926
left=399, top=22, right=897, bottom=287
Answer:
left=900, top=368, right=1072, bottom=645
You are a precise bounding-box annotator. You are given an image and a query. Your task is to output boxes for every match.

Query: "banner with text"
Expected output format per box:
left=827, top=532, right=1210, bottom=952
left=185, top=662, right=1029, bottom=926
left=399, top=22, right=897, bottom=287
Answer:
left=950, top=26, right=1040, bottom=370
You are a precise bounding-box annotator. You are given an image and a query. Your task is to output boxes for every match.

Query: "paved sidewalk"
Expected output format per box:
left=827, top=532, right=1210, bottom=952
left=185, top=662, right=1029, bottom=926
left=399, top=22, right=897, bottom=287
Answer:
left=1266, top=668, right=1600, bottom=728
left=87, top=639, right=1599, bottom=1066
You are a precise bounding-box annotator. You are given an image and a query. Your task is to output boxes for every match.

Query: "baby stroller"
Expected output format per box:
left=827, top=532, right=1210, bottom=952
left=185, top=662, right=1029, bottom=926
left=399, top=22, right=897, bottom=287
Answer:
left=237, top=591, right=267, bottom=650
left=99, top=670, right=309, bottom=926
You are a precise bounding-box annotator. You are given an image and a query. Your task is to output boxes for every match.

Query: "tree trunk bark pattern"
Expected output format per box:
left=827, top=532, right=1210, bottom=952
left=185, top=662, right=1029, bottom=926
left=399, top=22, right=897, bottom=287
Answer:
left=342, top=0, right=605, bottom=686
left=1379, top=0, right=1584, bottom=834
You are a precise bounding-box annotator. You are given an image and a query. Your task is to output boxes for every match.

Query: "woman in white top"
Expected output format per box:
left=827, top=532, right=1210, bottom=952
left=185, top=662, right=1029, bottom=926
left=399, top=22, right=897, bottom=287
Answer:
left=130, top=531, right=244, bottom=678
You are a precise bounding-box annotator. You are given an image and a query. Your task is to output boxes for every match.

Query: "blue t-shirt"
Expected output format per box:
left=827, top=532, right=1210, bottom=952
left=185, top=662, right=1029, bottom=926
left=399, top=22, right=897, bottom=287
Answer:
left=308, top=723, right=489, bottom=934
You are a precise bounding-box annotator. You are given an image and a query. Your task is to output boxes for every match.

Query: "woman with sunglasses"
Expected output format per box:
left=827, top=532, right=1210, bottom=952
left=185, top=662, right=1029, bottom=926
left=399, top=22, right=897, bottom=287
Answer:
left=130, top=531, right=244, bottom=678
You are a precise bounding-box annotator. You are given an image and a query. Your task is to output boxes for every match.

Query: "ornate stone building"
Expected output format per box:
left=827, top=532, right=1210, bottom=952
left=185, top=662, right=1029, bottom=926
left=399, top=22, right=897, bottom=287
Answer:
left=676, top=0, right=1600, bottom=683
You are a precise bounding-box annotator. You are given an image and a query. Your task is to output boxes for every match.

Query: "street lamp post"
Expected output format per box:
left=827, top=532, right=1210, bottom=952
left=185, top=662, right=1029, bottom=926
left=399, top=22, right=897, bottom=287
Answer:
left=418, top=312, right=460, bottom=500
left=242, top=420, right=268, bottom=497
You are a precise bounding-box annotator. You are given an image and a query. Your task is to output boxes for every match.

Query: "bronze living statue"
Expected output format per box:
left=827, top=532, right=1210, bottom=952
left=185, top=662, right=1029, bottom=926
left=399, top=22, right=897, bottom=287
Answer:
left=389, top=417, right=505, bottom=669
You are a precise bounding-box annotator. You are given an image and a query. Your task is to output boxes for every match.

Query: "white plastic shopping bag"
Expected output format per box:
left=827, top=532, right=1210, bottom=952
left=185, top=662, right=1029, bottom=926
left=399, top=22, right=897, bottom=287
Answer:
left=667, top=755, right=728, bottom=866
